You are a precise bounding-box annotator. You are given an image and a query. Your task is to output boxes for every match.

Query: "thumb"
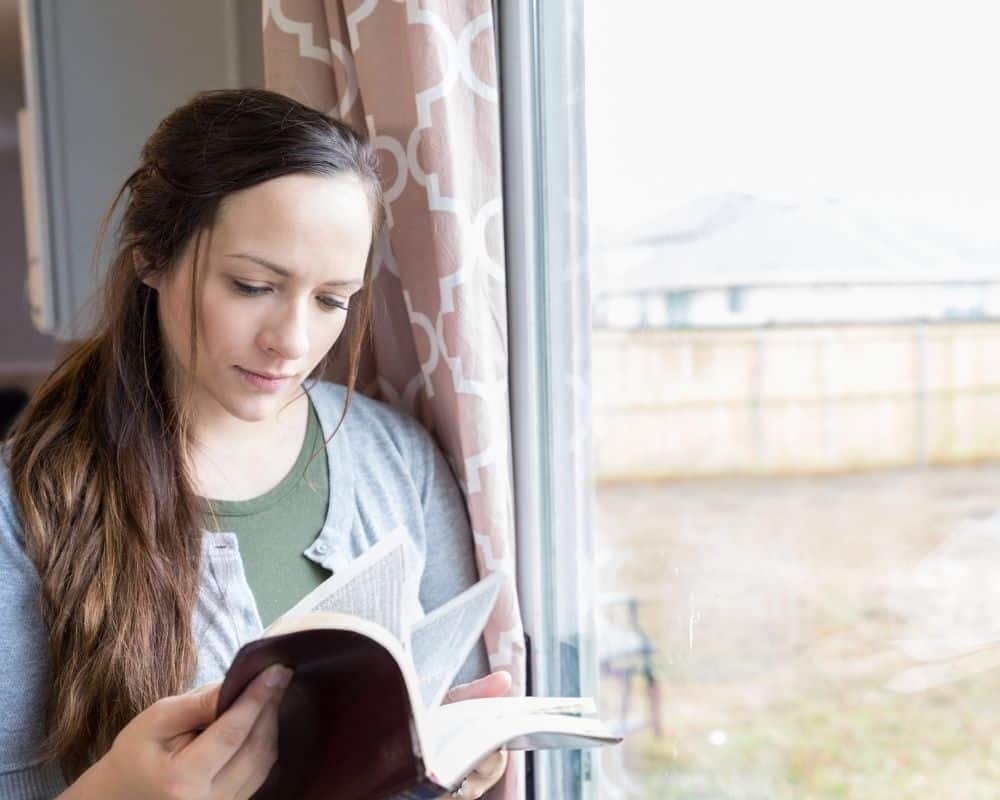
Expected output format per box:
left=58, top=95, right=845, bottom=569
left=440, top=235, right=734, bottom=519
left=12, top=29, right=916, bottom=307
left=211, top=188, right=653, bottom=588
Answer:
left=143, top=682, right=222, bottom=742
left=445, top=670, right=512, bottom=704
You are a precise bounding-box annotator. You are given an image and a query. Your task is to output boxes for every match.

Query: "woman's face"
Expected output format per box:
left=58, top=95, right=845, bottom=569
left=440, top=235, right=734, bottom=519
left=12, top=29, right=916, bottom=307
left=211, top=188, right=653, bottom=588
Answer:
left=153, top=172, right=373, bottom=426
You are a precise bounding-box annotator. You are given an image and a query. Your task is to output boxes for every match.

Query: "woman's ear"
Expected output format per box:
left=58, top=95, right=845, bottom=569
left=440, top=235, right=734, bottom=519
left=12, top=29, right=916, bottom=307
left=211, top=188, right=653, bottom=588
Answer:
left=133, top=246, right=159, bottom=289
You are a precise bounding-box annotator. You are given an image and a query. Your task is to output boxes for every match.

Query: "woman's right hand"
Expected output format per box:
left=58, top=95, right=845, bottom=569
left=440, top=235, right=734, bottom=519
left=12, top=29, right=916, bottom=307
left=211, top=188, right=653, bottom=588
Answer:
left=67, top=663, right=292, bottom=800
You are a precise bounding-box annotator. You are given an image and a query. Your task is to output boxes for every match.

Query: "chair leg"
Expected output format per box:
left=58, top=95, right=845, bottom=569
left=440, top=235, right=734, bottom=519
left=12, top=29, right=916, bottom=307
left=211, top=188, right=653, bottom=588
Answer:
left=620, top=669, right=633, bottom=732
left=644, top=664, right=663, bottom=737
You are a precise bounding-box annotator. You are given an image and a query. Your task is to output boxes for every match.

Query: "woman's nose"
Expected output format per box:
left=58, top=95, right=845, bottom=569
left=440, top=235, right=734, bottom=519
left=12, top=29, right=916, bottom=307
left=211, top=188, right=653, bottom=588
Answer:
left=262, top=301, right=310, bottom=360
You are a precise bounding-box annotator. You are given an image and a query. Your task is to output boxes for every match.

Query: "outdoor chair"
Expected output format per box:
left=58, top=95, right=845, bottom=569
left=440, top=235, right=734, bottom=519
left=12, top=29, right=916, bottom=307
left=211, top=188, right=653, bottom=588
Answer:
left=599, top=591, right=662, bottom=737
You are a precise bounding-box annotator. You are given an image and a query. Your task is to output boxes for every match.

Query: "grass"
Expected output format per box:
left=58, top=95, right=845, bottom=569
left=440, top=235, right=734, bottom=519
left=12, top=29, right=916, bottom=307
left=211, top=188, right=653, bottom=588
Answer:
left=596, top=463, right=1000, bottom=799
left=630, top=672, right=1000, bottom=799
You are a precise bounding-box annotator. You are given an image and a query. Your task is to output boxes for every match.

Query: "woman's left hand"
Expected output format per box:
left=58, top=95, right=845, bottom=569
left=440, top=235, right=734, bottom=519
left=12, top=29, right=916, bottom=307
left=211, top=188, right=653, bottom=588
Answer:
left=441, top=670, right=512, bottom=799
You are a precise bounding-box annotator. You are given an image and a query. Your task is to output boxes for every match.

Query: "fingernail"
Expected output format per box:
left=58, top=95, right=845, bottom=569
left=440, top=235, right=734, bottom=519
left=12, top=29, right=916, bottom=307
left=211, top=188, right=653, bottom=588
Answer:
left=263, top=665, right=293, bottom=689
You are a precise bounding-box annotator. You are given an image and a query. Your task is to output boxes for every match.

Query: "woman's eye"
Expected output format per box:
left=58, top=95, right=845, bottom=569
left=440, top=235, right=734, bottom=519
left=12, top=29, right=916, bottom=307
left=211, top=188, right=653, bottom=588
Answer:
left=317, top=295, right=349, bottom=312
left=232, top=280, right=270, bottom=296
left=231, top=279, right=347, bottom=312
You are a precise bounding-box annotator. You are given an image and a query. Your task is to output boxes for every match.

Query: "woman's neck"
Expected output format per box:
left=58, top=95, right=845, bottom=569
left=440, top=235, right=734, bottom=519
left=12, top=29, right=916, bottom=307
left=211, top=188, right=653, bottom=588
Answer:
left=188, top=390, right=310, bottom=502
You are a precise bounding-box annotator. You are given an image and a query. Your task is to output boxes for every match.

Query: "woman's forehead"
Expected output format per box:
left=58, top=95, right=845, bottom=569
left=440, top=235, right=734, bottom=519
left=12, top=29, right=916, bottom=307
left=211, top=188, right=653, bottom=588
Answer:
left=216, top=172, right=372, bottom=231
left=210, top=173, right=373, bottom=278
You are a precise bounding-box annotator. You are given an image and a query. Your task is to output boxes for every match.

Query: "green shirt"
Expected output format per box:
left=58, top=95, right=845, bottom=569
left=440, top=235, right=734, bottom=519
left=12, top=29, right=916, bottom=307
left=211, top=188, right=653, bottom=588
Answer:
left=202, top=399, right=330, bottom=627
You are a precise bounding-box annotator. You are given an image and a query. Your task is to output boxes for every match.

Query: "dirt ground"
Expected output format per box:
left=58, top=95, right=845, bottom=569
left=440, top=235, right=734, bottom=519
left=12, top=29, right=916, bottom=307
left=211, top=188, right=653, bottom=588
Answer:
left=594, top=463, right=1000, bottom=799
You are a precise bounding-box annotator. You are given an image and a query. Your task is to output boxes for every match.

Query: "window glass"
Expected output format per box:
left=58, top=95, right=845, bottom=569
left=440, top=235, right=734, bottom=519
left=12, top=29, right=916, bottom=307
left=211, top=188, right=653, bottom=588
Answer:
left=586, top=3, right=1000, bottom=798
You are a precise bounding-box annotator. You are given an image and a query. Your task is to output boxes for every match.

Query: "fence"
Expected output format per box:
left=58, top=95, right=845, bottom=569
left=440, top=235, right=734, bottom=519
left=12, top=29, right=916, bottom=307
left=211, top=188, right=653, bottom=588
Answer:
left=592, top=322, right=1000, bottom=480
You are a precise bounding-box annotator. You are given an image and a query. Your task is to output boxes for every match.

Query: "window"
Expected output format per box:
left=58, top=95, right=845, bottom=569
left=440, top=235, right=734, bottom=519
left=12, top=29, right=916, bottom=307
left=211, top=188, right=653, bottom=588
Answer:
left=504, top=2, right=1000, bottom=798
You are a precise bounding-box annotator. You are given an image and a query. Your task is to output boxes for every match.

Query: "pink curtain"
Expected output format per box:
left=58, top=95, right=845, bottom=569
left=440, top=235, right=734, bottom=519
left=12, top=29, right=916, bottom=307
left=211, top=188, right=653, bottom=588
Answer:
left=262, top=2, right=525, bottom=797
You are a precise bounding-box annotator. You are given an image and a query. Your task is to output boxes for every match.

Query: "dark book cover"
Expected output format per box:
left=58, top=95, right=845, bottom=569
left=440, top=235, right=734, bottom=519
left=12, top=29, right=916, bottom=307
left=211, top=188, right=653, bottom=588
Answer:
left=217, top=627, right=446, bottom=800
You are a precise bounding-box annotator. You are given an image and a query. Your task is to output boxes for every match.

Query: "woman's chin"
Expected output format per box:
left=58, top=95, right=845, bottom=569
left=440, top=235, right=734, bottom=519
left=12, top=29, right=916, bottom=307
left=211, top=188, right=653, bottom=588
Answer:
left=219, top=388, right=297, bottom=423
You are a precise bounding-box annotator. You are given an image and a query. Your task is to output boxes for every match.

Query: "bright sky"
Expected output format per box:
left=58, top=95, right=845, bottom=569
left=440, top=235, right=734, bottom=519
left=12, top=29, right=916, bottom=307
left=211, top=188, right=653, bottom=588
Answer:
left=584, top=0, right=1000, bottom=245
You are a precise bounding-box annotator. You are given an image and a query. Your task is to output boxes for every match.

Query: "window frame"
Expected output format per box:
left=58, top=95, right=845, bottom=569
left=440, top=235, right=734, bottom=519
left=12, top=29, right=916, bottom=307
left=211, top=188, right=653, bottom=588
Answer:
left=499, top=0, right=598, bottom=797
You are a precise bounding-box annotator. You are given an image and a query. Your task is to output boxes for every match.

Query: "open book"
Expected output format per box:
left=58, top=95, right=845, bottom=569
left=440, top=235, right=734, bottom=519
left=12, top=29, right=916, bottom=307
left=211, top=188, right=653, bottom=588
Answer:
left=216, top=527, right=620, bottom=800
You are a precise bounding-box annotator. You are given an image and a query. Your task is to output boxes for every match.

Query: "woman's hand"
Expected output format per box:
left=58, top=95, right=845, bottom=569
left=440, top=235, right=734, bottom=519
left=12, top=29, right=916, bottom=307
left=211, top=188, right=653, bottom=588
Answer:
left=441, top=670, right=512, bottom=799
left=65, top=663, right=292, bottom=800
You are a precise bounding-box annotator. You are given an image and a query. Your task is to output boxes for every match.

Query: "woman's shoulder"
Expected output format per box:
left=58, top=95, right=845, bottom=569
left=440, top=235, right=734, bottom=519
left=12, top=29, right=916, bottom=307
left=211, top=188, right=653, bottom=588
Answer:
left=0, top=454, right=28, bottom=557
left=0, top=444, right=45, bottom=615
left=307, top=380, right=437, bottom=457
left=0, top=451, right=60, bottom=784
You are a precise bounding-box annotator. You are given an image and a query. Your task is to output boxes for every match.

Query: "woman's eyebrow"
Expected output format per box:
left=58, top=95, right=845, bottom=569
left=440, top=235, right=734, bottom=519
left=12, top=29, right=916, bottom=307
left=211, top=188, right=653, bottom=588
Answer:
left=225, top=252, right=363, bottom=289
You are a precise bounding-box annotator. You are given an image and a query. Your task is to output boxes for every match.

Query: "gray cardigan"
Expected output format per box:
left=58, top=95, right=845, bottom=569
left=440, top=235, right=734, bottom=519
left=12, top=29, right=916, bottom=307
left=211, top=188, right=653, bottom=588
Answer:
left=0, top=381, right=488, bottom=798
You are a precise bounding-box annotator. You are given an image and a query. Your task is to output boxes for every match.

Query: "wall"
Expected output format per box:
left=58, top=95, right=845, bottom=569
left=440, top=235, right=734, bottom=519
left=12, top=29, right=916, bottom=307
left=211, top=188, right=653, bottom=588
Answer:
left=0, top=4, right=57, bottom=392
left=22, top=0, right=266, bottom=339
left=0, top=0, right=265, bottom=394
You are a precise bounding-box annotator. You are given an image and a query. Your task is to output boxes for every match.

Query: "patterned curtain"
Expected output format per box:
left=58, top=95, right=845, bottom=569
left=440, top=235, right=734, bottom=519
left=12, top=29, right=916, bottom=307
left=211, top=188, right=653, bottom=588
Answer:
left=262, top=2, right=525, bottom=797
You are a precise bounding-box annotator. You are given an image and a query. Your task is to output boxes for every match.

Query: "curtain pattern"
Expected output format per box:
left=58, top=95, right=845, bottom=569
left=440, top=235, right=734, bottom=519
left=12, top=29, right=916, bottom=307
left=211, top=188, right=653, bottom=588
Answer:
left=262, top=2, right=524, bottom=797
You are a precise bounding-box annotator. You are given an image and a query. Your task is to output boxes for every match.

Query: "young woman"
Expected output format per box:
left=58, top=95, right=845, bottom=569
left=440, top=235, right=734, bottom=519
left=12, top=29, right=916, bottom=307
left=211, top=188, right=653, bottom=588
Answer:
left=0, top=88, right=507, bottom=800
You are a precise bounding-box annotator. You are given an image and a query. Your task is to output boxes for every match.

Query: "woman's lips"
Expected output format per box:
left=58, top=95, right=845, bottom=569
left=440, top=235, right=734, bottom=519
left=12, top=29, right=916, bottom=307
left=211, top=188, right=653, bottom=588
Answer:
left=235, top=366, right=293, bottom=392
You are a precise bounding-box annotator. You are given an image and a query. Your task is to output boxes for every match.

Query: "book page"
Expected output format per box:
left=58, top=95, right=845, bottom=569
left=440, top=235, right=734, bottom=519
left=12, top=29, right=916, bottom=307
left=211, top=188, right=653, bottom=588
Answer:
left=429, top=696, right=597, bottom=737
left=428, top=713, right=620, bottom=790
left=266, top=526, right=420, bottom=643
left=410, top=572, right=502, bottom=709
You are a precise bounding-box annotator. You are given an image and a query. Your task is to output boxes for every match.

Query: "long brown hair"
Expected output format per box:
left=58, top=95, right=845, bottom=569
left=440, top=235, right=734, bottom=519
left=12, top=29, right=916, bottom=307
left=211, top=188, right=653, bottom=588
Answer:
left=6, top=89, right=383, bottom=779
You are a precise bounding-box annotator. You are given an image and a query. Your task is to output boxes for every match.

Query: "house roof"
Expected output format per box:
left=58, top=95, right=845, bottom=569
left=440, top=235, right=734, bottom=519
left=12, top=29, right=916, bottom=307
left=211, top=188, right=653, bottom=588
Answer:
left=592, top=193, right=1000, bottom=294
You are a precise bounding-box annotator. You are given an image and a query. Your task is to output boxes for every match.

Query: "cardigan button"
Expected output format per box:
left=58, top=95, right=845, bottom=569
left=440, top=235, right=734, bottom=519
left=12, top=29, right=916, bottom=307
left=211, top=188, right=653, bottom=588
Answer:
left=314, top=542, right=329, bottom=555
